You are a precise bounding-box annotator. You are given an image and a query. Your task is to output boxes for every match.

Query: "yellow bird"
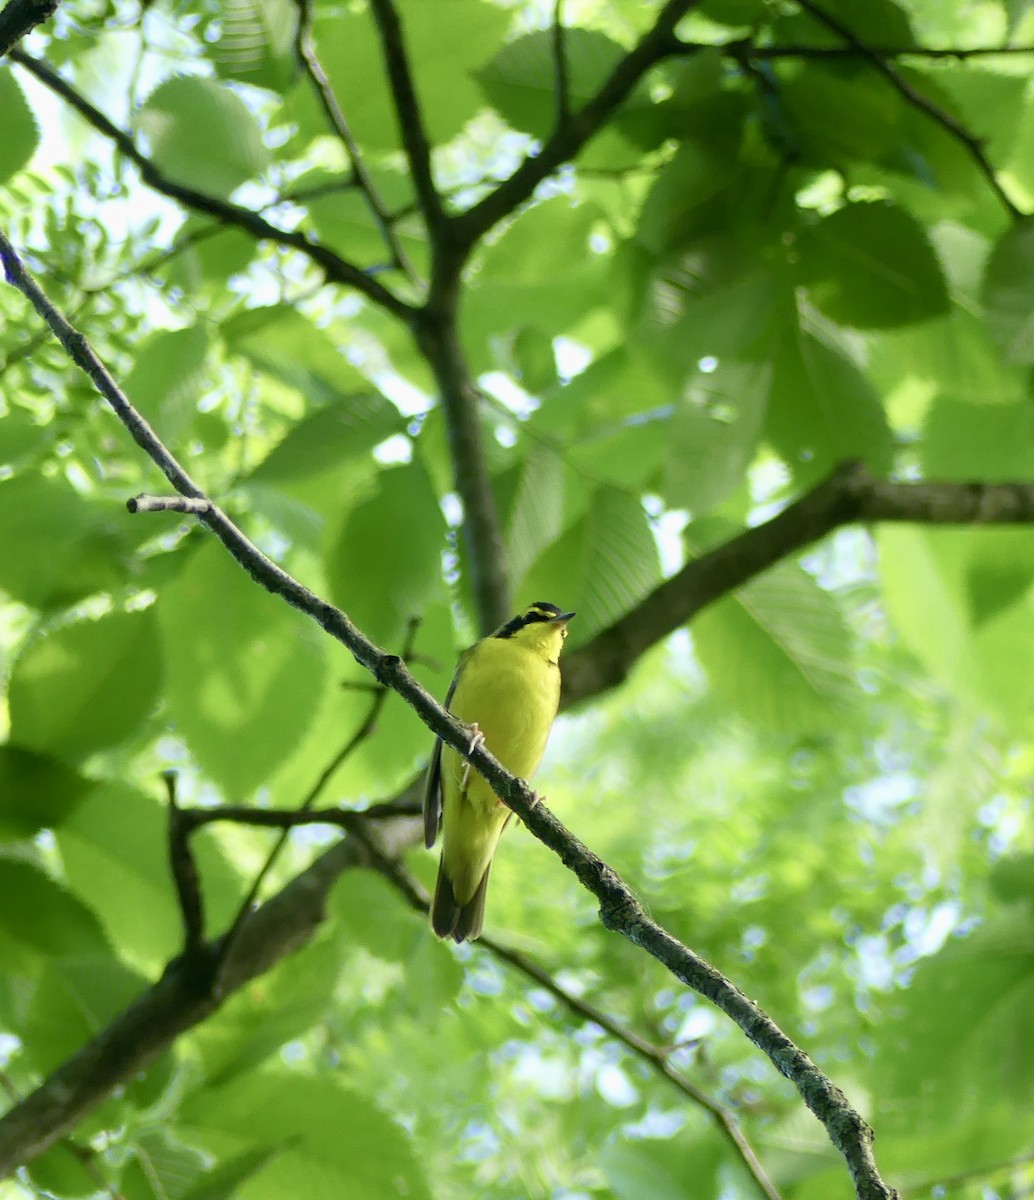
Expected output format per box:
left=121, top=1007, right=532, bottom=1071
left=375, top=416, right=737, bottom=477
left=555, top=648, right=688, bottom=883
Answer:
left=424, top=601, right=575, bottom=942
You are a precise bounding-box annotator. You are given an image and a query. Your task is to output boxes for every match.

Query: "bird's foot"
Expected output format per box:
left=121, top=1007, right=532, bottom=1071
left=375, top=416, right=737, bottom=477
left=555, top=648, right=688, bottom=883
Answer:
left=460, top=723, right=485, bottom=791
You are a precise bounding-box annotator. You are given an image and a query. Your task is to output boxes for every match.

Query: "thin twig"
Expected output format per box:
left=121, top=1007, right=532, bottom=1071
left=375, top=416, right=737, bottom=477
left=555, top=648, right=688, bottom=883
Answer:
left=370, top=857, right=781, bottom=1200
left=182, top=798, right=422, bottom=830
left=791, top=0, right=1024, bottom=220
left=7, top=49, right=416, bottom=318
left=552, top=0, right=570, bottom=128
left=454, top=0, right=700, bottom=249
left=366, top=0, right=442, bottom=229
left=293, top=0, right=420, bottom=282
left=0, top=0, right=57, bottom=55
left=723, top=40, right=1034, bottom=61
left=163, top=772, right=207, bottom=965
left=214, top=617, right=421, bottom=982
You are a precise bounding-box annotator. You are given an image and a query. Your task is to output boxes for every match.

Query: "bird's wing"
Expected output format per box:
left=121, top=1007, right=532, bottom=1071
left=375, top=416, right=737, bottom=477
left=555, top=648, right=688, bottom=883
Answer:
left=422, top=651, right=465, bottom=850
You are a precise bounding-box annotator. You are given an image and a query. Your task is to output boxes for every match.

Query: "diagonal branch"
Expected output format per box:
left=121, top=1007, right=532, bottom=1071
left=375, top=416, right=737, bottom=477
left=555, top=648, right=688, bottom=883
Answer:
left=293, top=0, right=420, bottom=283
left=791, top=0, right=1024, bottom=221
left=552, top=0, right=571, bottom=129
left=367, top=0, right=442, bottom=232
left=7, top=49, right=416, bottom=319
left=563, top=460, right=1034, bottom=703
left=0, top=227, right=898, bottom=1200
left=454, top=0, right=699, bottom=249
left=370, top=856, right=782, bottom=1200
left=0, top=0, right=57, bottom=55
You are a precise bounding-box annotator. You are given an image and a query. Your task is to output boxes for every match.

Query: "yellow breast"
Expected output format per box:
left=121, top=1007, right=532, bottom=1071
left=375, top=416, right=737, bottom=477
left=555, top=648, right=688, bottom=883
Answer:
left=444, top=636, right=561, bottom=814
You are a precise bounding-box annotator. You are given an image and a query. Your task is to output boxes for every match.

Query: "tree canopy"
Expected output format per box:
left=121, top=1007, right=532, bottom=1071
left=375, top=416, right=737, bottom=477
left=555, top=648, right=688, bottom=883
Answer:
left=2, top=1, right=1034, bottom=1198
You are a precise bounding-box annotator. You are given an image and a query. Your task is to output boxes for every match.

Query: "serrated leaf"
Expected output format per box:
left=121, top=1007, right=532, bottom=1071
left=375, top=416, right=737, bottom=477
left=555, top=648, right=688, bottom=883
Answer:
left=877, top=919, right=1034, bottom=1128
left=214, top=0, right=295, bottom=91
left=303, top=0, right=509, bottom=151
left=0, top=746, right=95, bottom=839
left=157, top=542, right=328, bottom=799
left=9, top=609, right=163, bottom=762
left=180, top=1073, right=431, bottom=1200
left=222, top=305, right=368, bottom=400
left=520, top=486, right=661, bottom=642
left=765, top=326, right=893, bottom=482
left=325, top=461, right=446, bottom=648
left=982, top=218, right=1034, bottom=363
left=249, top=395, right=404, bottom=482
left=798, top=201, right=949, bottom=329
left=662, top=360, right=769, bottom=513
left=56, top=782, right=242, bottom=969
left=689, top=555, right=857, bottom=731
left=503, top=446, right=567, bottom=585
left=24, top=954, right=147, bottom=1071
left=477, top=27, right=646, bottom=139
left=0, top=68, right=39, bottom=184
left=138, top=76, right=271, bottom=198
left=0, top=861, right=109, bottom=973
left=0, top=475, right=128, bottom=610
left=124, top=326, right=210, bottom=448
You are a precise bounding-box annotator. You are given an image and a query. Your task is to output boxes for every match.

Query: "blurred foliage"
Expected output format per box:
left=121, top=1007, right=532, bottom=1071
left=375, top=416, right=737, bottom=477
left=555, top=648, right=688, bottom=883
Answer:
left=2, top=0, right=1034, bottom=1197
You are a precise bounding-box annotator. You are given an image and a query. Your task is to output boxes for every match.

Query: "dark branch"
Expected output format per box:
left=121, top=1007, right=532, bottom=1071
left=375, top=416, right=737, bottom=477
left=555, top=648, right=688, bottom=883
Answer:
left=563, top=460, right=1034, bottom=703
left=163, top=772, right=207, bottom=964
left=0, top=231, right=898, bottom=1199
left=7, top=49, right=416, bottom=318
left=0, top=820, right=418, bottom=1176
left=791, top=0, right=1024, bottom=220
left=552, top=0, right=570, bottom=128
left=367, top=0, right=442, bottom=229
left=293, top=0, right=420, bottom=283
left=0, top=0, right=57, bottom=55
left=454, top=0, right=698, bottom=248
left=723, top=40, right=1034, bottom=61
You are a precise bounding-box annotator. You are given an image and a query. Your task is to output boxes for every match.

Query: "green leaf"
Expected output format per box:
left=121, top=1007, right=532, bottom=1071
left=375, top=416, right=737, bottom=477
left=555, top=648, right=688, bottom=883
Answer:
left=124, top=325, right=211, bottom=448
left=982, top=218, right=1034, bottom=363
left=177, top=1148, right=282, bottom=1200
left=602, top=1136, right=721, bottom=1200
left=120, top=1131, right=207, bottom=1200
left=511, top=326, right=558, bottom=394
left=797, top=201, right=950, bottom=329
left=636, top=139, right=741, bottom=256
left=325, top=460, right=447, bottom=649
left=329, top=870, right=421, bottom=963
left=0, top=746, right=95, bottom=839
left=922, top=397, right=1034, bottom=480
left=180, top=1073, right=431, bottom=1200
left=0, top=861, right=109, bottom=973
left=689, top=553, right=857, bottom=732
left=877, top=919, right=1034, bottom=1127
left=25, top=954, right=148, bottom=1072
left=27, top=1142, right=100, bottom=1198
left=9, top=609, right=162, bottom=762
left=0, top=69, right=39, bottom=184
left=222, top=305, right=369, bottom=400
left=138, top=76, right=271, bottom=199
left=0, top=475, right=128, bottom=610
left=765, top=325, right=893, bottom=481
left=520, top=486, right=661, bottom=642
left=502, top=446, right=567, bottom=586
left=248, top=395, right=404, bottom=482
left=55, top=782, right=242, bottom=970
left=477, top=28, right=646, bottom=139
left=777, top=63, right=904, bottom=168
left=158, top=542, right=328, bottom=798
left=304, top=0, right=510, bottom=150
left=662, top=360, right=769, bottom=513
left=214, top=0, right=295, bottom=91
left=190, top=935, right=343, bottom=1085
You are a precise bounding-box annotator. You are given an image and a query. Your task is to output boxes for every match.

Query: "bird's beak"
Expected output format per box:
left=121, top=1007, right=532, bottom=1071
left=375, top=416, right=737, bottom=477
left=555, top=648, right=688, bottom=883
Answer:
left=551, top=611, right=576, bottom=624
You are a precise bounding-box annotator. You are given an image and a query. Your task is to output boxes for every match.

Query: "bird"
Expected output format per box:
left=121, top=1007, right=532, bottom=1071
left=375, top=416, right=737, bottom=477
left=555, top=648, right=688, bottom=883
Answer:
left=424, top=601, right=575, bottom=943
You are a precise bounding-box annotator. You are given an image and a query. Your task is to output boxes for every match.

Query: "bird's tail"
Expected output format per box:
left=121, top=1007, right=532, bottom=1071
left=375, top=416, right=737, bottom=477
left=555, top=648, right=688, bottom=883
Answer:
left=431, top=861, right=493, bottom=943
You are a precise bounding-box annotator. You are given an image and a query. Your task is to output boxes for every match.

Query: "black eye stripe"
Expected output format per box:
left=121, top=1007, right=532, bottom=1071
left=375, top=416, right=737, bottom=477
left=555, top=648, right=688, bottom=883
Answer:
left=494, top=602, right=566, bottom=638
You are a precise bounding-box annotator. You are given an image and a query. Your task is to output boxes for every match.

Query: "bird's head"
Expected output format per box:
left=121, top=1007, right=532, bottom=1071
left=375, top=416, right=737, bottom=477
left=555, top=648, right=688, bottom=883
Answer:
left=493, top=601, right=576, bottom=657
